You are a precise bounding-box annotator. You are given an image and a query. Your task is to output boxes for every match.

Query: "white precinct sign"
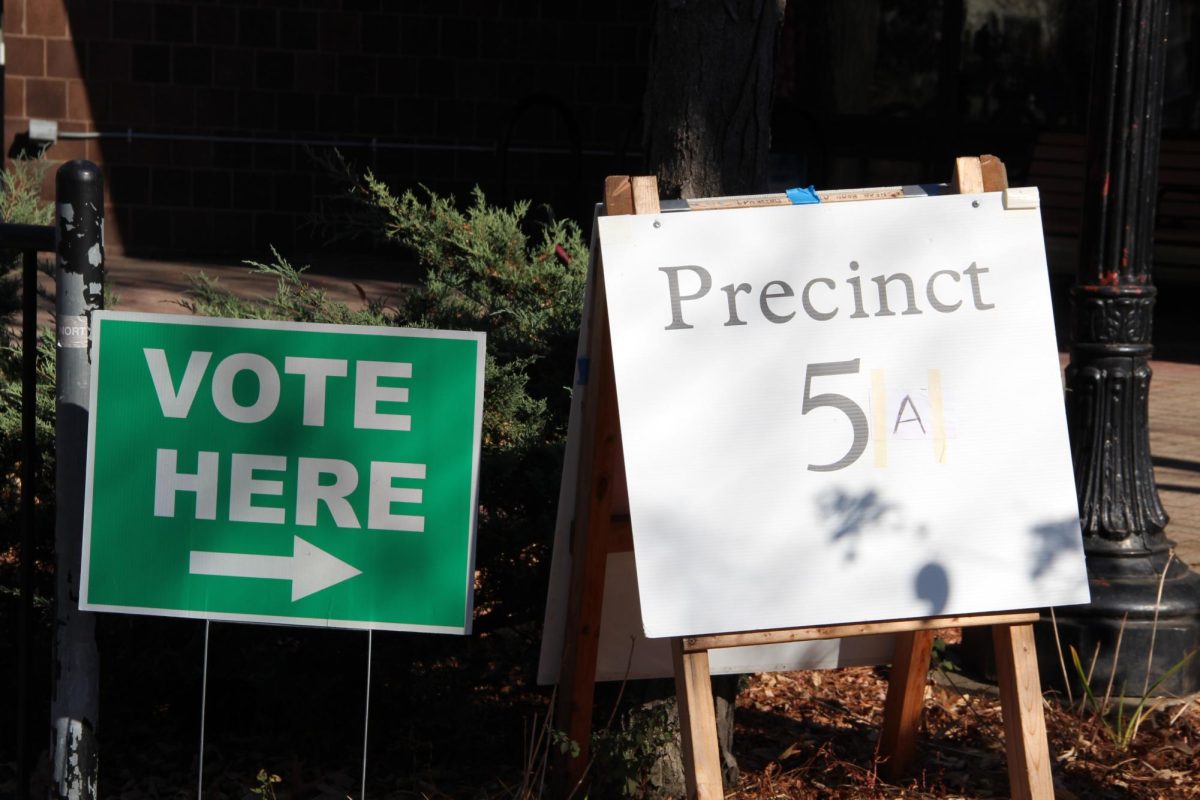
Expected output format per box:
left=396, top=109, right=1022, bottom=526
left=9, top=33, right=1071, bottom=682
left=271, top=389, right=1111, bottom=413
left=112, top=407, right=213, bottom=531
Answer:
left=536, top=227, right=892, bottom=684
left=598, top=190, right=1089, bottom=639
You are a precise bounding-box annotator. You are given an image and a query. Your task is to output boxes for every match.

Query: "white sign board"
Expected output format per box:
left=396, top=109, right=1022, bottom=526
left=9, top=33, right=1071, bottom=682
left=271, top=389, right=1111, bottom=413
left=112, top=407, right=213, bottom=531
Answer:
left=536, top=250, right=892, bottom=681
left=598, top=191, right=1089, bottom=639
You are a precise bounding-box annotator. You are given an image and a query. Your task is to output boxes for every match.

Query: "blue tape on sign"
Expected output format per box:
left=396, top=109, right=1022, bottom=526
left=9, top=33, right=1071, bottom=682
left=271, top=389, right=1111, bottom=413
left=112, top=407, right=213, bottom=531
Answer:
left=577, top=356, right=590, bottom=386
left=786, top=185, right=821, bottom=205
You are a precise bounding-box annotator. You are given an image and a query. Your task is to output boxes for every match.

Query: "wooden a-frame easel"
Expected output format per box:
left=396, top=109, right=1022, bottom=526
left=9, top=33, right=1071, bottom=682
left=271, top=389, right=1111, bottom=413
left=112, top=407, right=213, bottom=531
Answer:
left=553, top=157, right=1055, bottom=800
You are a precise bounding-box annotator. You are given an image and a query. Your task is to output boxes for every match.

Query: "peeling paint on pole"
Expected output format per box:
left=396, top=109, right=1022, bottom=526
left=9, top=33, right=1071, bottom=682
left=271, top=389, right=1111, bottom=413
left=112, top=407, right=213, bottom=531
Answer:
left=52, top=719, right=97, bottom=800
left=52, top=161, right=104, bottom=800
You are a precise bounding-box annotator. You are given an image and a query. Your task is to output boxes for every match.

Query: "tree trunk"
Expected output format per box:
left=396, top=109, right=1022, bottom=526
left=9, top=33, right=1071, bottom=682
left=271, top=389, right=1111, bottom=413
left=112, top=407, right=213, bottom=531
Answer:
left=643, top=0, right=788, bottom=199
left=628, top=2, right=786, bottom=795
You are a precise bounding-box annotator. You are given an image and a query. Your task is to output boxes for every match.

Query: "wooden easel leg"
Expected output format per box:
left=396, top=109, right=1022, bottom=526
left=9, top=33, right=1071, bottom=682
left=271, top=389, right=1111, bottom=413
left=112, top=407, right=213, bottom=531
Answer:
left=993, top=623, right=1054, bottom=800
left=878, top=630, right=933, bottom=780
left=552, top=176, right=635, bottom=797
left=672, top=640, right=724, bottom=800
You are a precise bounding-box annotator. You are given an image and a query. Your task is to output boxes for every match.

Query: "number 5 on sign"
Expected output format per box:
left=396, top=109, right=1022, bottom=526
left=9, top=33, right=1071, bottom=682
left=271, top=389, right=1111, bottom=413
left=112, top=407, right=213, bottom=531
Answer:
left=801, top=359, right=949, bottom=471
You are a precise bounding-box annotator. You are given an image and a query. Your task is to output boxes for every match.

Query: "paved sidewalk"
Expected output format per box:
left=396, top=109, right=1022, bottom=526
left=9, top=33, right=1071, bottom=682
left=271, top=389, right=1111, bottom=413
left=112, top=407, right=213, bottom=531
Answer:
left=30, top=253, right=406, bottom=326
left=1148, top=360, right=1200, bottom=570
left=33, top=254, right=1200, bottom=571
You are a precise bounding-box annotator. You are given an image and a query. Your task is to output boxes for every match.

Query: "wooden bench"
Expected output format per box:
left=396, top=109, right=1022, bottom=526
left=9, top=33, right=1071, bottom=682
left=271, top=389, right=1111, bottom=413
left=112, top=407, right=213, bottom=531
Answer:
left=1025, top=130, right=1200, bottom=278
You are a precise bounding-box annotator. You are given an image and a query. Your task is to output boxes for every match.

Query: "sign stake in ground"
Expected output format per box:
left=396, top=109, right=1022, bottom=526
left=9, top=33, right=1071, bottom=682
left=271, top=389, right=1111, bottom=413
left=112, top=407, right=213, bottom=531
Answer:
left=81, top=312, right=485, bottom=633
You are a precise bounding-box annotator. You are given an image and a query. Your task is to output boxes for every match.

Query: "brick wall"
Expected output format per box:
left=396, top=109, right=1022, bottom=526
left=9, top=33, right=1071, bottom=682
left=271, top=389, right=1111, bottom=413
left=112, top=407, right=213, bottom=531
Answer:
left=4, top=0, right=651, bottom=257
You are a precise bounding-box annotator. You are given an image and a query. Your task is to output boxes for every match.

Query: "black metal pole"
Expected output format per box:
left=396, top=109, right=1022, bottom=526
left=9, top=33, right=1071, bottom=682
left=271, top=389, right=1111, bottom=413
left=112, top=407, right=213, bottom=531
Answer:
left=1044, top=0, right=1200, bottom=696
left=51, top=161, right=104, bottom=800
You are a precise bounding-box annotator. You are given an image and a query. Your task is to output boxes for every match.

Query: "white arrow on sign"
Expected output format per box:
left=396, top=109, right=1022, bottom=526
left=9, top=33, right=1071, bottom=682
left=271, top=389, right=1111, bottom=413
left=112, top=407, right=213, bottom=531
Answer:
left=189, top=536, right=362, bottom=601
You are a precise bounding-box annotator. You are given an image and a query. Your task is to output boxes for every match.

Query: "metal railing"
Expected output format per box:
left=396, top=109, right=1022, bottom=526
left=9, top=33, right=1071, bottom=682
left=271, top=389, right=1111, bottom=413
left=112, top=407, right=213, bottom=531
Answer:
left=1, top=213, right=54, bottom=800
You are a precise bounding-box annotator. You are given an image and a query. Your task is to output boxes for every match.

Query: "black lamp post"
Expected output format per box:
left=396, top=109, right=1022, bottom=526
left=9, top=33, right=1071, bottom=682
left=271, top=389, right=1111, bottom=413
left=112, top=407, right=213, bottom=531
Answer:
left=1044, top=0, right=1200, bottom=696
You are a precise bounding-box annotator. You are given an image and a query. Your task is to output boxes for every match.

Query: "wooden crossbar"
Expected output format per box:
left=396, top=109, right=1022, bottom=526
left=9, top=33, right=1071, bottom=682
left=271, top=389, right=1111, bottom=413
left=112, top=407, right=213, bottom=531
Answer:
left=680, top=610, right=1040, bottom=653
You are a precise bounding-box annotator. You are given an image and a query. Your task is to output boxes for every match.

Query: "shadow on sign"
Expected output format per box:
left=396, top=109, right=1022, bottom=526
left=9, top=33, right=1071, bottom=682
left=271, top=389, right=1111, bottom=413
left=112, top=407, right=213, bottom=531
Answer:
left=817, top=486, right=950, bottom=615
left=914, top=561, right=950, bottom=616
left=1030, top=516, right=1084, bottom=579
left=817, top=487, right=895, bottom=561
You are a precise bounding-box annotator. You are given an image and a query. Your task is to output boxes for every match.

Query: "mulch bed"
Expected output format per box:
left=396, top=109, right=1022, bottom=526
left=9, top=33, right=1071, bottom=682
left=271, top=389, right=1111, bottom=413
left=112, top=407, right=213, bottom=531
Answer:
left=5, top=613, right=1198, bottom=798
left=732, top=663, right=1199, bottom=799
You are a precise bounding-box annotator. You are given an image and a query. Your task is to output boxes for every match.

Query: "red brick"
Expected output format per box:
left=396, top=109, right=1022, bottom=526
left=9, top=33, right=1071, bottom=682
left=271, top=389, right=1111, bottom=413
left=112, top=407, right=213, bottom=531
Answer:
left=170, top=140, right=212, bottom=169
left=238, top=7, right=277, bottom=48
left=152, top=167, right=192, bottom=207
left=7, top=36, right=44, bottom=76
left=279, top=10, right=318, bottom=50
left=131, top=206, right=174, bottom=252
left=66, top=79, right=91, bottom=120
left=337, top=54, right=375, bottom=93
left=49, top=138, right=89, bottom=162
left=109, top=81, right=153, bottom=126
left=133, top=137, right=171, bottom=165
left=97, top=136, right=139, bottom=165
left=173, top=46, right=213, bottom=86
left=1, top=118, right=23, bottom=147
left=459, top=0, right=500, bottom=18
left=5, top=78, right=26, bottom=117
left=196, top=6, right=235, bottom=44
left=208, top=210, right=254, bottom=254
left=26, top=78, right=68, bottom=118
left=66, top=0, right=112, bottom=42
left=376, top=57, right=417, bottom=95
left=112, top=0, right=152, bottom=42
left=277, top=92, right=316, bottom=132
left=213, top=48, right=254, bottom=88
left=108, top=163, right=148, bottom=203
left=27, top=0, right=68, bottom=36
left=47, top=39, right=83, bottom=80
left=174, top=209, right=216, bottom=251
left=153, top=85, right=194, bottom=128
left=5, top=0, right=25, bottom=35
left=194, top=87, right=237, bottom=128
left=88, top=41, right=130, bottom=81
left=319, top=12, right=359, bottom=53
left=294, top=53, right=337, bottom=93
left=253, top=211, right=297, bottom=251
left=103, top=205, right=127, bottom=253
left=79, top=84, right=110, bottom=125
left=154, top=3, right=193, bottom=43
left=238, top=90, right=276, bottom=131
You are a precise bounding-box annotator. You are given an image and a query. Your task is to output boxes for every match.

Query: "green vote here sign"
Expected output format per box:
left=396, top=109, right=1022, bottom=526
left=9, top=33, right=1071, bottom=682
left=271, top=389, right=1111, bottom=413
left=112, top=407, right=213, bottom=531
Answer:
left=81, top=312, right=485, bottom=634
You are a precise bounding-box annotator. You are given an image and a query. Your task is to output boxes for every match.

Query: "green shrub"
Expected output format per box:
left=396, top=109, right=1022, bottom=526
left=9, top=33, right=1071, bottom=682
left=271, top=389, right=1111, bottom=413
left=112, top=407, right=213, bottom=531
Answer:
left=0, top=158, right=56, bottom=612
left=0, top=157, right=54, bottom=323
left=185, top=179, right=589, bottom=637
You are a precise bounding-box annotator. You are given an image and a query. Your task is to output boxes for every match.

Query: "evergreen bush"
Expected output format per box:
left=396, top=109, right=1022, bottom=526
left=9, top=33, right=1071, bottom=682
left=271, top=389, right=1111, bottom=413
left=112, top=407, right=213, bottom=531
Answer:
left=0, top=158, right=57, bottom=603
left=185, top=177, right=588, bottom=647
left=0, top=165, right=590, bottom=788
left=0, top=158, right=54, bottom=322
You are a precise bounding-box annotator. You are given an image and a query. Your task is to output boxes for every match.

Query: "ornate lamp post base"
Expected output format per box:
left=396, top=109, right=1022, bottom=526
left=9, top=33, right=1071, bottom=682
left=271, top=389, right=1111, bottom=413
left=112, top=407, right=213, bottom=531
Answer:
left=1038, top=281, right=1200, bottom=696
left=1033, top=0, right=1200, bottom=700
left=1040, top=548, right=1200, bottom=697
